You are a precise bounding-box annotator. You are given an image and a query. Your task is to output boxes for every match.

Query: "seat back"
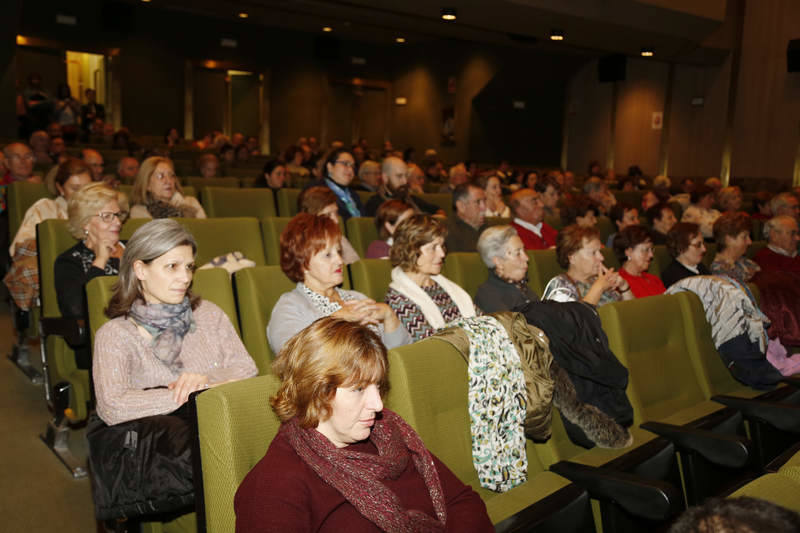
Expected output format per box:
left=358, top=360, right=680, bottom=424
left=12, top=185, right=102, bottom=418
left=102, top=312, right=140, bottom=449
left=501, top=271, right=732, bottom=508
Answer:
left=544, top=214, right=563, bottom=230
left=416, top=193, right=453, bottom=216
left=260, top=217, right=291, bottom=265
left=597, top=294, right=708, bottom=423
left=600, top=247, right=620, bottom=270
left=596, top=215, right=614, bottom=245
left=345, top=217, right=378, bottom=258
left=651, top=245, right=671, bottom=277
left=275, top=188, right=301, bottom=217
left=196, top=374, right=283, bottom=533
left=8, top=181, right=51, bottom=240
left=183, top=177, right=240, bottom=190
left=441, top=252, right=488, bottom=298
left=355, top=190, right=373, bottom=208
left=177, top=217, right=266, bottom=266
left=747, top=241, right=766, bottom=259
left=232, top=266, right=295, bottom=373
left=527, top=249, right=563, bottom=297
left=201, top=187, right=276, bottom=219
left=349, top=259, right=392, bottom=301
left=702, top=243, right=716, bottom=268
left=118, top=184, right=197, bottom=199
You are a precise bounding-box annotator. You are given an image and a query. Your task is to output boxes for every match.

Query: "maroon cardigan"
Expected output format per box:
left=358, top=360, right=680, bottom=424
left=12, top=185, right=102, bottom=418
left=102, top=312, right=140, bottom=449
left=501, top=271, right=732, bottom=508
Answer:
left=234, top=429, right=493, bottom=532
left=512, top=220, right=558, bottom=250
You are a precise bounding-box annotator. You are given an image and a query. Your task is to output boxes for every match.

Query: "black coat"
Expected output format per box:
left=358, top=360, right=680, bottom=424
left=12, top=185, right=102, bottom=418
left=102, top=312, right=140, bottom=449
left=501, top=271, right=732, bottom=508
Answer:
left=474, top=270, right=538, bottom=314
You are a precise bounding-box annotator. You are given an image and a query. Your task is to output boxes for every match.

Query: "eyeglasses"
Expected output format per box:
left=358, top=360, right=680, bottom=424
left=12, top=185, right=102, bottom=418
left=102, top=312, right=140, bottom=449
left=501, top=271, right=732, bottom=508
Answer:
left=334, top=160, right=355, bottom=169
left=689, top=241, right=705, bottom=249
left=95, top=211, right=128, bottom=223
left=154, top=171, right=176, bottom=181
left=9, top=153, right=34, bottom=162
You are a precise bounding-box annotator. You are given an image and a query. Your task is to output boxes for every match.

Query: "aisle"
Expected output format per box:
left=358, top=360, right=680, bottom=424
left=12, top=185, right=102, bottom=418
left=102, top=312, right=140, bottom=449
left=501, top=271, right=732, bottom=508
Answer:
left=0, top=305, right=96, bottom=532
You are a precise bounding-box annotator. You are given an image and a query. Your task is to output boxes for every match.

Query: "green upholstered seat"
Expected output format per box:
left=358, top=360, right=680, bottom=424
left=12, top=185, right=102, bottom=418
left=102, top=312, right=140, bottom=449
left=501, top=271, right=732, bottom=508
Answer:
left=747, top=240, right=766, bottom=258
left=485, top=216, right=512, bottom=227
left=345, top=217, right=378, bottom=258
left=276, top=188, right=301, bottom=217
left=232, top=266, right=296, bottom=373
left=355, top=190, right=373, bottom=208
left=385, top=338, right=593, bottom=528
left=183, top=176, right=240, bottom=190
left=416, top=193, right=453, bottom=217
left=777, top=448, right=800, bottom=484
left=201, top=187, right=276, bottom=219
left=650, top=245, right=671, bottom=277
left=118, top=184, right=197, bottom=199
left=526, top=249, right=563, bottom=297
left=176, top=217, right=266, bottom=266
left=222, top=167, right=259, bottom=179
left=596, top=216, right=614, bottom=245
left=7, top=181, right=51, bottom=241
left=349, top=259, right=392, bottom=302
left=728, top=473, right=800, bottom=513
left=260, top=216, right=291, bottom=265
left=196, top=374, right=283, bottom=533
left=441, top=252, right=488, bottom=299
left=701, top=243, right=716, bottom=268
left=544, top=214, right=563, bottom=230
left=600, top=247, right=620, bottom=270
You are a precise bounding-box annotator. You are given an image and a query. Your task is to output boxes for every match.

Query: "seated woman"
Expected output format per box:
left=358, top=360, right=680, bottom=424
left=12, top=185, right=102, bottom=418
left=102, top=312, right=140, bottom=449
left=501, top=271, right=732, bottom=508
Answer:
left=681, top=184, right=719, bottom=240
left=253, top=158, right=287, bottom=191
left=542, top=225, right=633, bottom=306
left=4, top=157, right=92, bottom=311
left=480, top=174, right=510, bottom=217
left=298, top=186, right=360, bottom=265
left=304, top=147, right=364, bottom=221
left=613, top=225, right=665, bottom=298
left=365, top=200, right=414, bottom=259
left=93, top=218, right=257, bottom=426
left=710, top=212, right=760, bottom=284
left=717, top=186, right=743, bottom=214
left=267, top=213, right=409, bottom=354
left=236, top=318, right=493, bottom=531
left=560, top=195, right=599, bottom=228
left=384, top=214, right=478, bottom=342
left=129, top=156, right=206, bottom=219
left=474, top=225, right=538, bottom=313
left=660, top=222, right=711, bottom=288
left=534, top=174, right=561, bottom=219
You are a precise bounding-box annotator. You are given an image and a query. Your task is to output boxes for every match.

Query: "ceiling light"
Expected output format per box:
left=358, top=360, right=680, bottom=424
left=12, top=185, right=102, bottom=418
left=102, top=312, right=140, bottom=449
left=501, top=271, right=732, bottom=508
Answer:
left=322, top=26, right=333, bottom=32
left=641, top=48, right=654, bottom=57
left=441, top=8, right=457, bottom=21
left=395, top=37, right=406, bottom=43
left=549, top=30, right=564, bottom=41
left=238, top=12, right=248, bottom=18
left=141, top=0, right=151, bottom=3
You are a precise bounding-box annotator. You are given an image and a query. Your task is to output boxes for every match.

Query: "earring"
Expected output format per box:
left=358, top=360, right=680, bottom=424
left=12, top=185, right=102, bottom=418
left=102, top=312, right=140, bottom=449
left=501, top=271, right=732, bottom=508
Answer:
left=84, top=229, right=89, bottom=237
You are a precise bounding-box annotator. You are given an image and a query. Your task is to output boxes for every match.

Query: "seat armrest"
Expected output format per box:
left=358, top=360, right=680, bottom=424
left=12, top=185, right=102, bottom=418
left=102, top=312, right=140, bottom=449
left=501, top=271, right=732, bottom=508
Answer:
left=765, top=442, right=800, bottom=473
left=781, top=376, right=800, bottom=389
left=640, top=421, right=750, bottom=468
left=40, top=317, right=86, bottom=347
left=712, top=394, right=800, bottom=434
left=549, top=460, right=681, bottom=521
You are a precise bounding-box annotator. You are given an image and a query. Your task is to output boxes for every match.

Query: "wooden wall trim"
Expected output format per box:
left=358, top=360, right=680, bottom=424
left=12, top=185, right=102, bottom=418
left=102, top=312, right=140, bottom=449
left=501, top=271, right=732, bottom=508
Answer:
left=720, top=0, right=746, bottom=186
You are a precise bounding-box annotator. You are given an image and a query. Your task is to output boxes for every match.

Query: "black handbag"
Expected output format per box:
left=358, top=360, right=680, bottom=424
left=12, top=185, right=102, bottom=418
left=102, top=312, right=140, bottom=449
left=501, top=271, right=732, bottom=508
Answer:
left=86, top=402, right=196, bottom=521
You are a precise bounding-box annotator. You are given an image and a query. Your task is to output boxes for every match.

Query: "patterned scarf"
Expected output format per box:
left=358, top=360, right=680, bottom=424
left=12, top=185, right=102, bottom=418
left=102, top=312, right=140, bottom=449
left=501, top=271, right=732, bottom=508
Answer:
left=493, top=268, right=530, bottom=295
left=300, top=283, right=380, bottom=334
left=145, top=197, right=185, bottom=219
left=284, top=409, right=446, bottom=532
left=128, top=297, right=195, bottom=371
left=325, top=178, right=361, bottom=218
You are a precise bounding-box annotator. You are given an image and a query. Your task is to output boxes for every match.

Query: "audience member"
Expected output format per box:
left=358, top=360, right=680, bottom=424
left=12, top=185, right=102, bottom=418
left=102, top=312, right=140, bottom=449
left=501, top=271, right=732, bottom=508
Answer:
left=641, top=190, right=659, bottom=212
left=769, top=192, right=799, bottom=219
left=751, top=190, right=774, bottom=220
left=525, top=170, right=539, bottom=190
left=406, top=163, right=425, bottom=195
left=236, top=317, right=492, bottom=532
left=475, top=225, right=538, bottom=312
left=305, top=147, right=364, bottom=221
left=235, top=144, right=250, bottom=163
left=355, top=160, right=381, bottom=192
left=116, top=157, right=140, bottom=183
left=661, top=222, right=711, bottom=287
left=606, top=203, right=640, bottom=248
left=445, top=183, right=487, bottom=253
left=645, top=203, right=677, bottom=245
left=80, top=88, right=105, bottom=141
left=614, top=225, right=665, bottom=298
left=164, top=127, right=180, bottom=148
left=129, top=157, right=206, bottom=219
left=681, top=184, right=720, bottom=239
left=717, top=186, right=743, bottom=214
left=365, top=157, right=440, bottom=216
left=439, top=163, right=468, bottom=194
left=219, top=144, right=235, bottom=166
left=366, top=200, right=414, bottom=259
left=543, top=225, right=633, bottom=305
left=704, top=177, right=722, bottom=193
left=253, top=159, right=287, bottom=192
left=583, top=177, right=616, bottom=215
left=668, top=496, right=800, bottom=533
left=48, top=136, right=68, bottom=165
left=3, top=143, right=39, bottom=183
left=534, top=174, right=561, bottom=219
left=81, top=149, right=106, bottom=182
left=481, top=174, right=510, bottom=217
left=711, top=212, right=759, bottom=283
left=560, top=196, right=599, bottom=227
left=267, top=213, right=409, bottom=353
left=297, top=186, right=359, bottom=264
left=385, top=214, right=478, bottom=341
left=510, top=189, right=557, bottom=250
left=197, top=153, right=220, bottom=178
left=753, top=215, right=800, bottom=273
left=29, top=130, right=52, bottom=166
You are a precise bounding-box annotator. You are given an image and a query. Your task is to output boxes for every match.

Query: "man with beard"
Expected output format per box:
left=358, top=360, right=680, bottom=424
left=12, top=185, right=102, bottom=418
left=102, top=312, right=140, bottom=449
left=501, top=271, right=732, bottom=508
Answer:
left=365, top=157, right=442, bottom=216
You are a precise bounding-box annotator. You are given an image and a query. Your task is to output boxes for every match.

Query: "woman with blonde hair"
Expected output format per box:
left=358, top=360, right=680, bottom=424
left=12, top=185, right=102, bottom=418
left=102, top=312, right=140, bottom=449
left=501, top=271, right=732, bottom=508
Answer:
left=129, top=156, right=206, bottom=219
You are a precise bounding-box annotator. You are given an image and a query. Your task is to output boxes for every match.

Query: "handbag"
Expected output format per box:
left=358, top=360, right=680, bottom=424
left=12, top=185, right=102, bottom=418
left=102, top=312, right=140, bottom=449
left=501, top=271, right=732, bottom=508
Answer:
left=86, top=402, right=196, bottom=521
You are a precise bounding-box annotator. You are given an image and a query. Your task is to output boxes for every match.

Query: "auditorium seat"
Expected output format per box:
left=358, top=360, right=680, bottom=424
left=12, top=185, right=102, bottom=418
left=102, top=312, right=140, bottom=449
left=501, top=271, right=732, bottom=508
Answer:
left=183, top=176, right=240, bottom=190
left=260, top=217, right=290, bottom=265
left=596, top=216, right=614, bottom=246
left=416, top=193, right=453, bottom=217
left=275, top=188, right=300, bottom=217
left=7, top=181, right=51, bottom=240
left=526, top=249, right=562, bottom=297
left=201, top=187, right=276, bottom=219
left=348, top=259, right=392, bottom=302
left=544, top=214, right=563, bottom=230
left=177, top=217, right=266, bottom=266
left=344, top=216, right=378, bottom=258
left=118, top=184, right=197, bottom=200
left=441, top=252, right=487, bottom=298
left=727, top=473, right=800, bottom=513
left=355, top=190, right=373, bottom=208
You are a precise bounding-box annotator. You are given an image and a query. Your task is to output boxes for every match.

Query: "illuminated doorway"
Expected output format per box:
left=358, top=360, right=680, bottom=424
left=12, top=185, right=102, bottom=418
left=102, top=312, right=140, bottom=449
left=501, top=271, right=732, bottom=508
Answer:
left=66, top=51, right=107, bottom=109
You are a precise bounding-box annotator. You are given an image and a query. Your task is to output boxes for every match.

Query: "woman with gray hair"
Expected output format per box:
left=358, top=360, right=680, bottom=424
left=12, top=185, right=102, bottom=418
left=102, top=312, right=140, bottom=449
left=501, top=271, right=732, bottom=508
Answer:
left=474, top=225, right=538, bottom=313
left=93, top=219, right=257, bottom=425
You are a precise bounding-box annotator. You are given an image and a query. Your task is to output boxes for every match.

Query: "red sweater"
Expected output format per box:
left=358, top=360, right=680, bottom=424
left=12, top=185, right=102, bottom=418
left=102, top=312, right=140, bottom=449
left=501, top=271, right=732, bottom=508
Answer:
left=512, top=221, right=558, bottom=250
left=619, top=268, right=666, bottom=298
left=754, top=247, right=800, bottom=273
left=234, top=429, right=493, bottom=533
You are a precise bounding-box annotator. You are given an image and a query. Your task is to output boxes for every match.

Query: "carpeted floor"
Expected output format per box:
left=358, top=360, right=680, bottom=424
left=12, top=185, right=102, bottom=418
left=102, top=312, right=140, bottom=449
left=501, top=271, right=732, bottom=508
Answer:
left=0, top=302, right=97, bottom=532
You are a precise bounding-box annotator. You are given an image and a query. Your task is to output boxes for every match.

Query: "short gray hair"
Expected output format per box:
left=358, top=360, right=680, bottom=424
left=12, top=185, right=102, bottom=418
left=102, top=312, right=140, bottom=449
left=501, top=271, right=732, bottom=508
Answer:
left=769, top=192, right=797, bottom=217
left=582, top=177, right=606, bottom=194
left=764, top=215, right=796, bottom=240
left=477, top=225, right=518, bottom=268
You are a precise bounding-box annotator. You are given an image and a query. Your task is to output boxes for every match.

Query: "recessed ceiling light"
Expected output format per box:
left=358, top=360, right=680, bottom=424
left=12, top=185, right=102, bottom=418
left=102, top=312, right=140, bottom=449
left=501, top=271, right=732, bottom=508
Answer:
left=322, top=26, right=333, bottom=32
left=549, top=30, right=564, bottom=41
left=141, top=0, right=151, bottom=3
left=396, top=37, right=406, bottom=43
left=641, top=48, right=654, bottom=57
left=238, top=12, right=248, bottom=18
left=441, top=8, right=456, bottom=21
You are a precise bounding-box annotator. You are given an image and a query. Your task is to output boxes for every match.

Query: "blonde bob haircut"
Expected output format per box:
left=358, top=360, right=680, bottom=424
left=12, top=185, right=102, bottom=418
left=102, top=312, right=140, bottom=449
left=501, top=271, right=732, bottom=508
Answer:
left=67, top=182, right=129, bottom=240
left=130, top=156, right=182, bottom=205
left=270, top=317, right=388, bottom=428
left=389, top=213, right=447, bottom=272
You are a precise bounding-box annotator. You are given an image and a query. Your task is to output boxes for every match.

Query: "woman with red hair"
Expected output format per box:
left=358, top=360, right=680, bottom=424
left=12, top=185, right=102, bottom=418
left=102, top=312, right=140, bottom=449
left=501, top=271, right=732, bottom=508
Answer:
left=267, top=213, right=410, bottom=354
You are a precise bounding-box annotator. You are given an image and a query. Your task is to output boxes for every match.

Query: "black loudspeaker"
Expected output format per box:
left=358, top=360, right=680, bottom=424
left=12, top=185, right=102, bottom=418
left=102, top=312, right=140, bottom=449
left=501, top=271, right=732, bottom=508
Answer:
left=598, top=54, right=626, bottom=83
left=788, top=39, right=800, bottom=72
left=313, top=35, right=341, bottom=62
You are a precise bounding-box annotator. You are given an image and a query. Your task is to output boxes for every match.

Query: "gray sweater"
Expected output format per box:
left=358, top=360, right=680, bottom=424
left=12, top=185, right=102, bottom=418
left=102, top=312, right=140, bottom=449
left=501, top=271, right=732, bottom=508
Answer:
left=267, top=284, right=412, bottom=354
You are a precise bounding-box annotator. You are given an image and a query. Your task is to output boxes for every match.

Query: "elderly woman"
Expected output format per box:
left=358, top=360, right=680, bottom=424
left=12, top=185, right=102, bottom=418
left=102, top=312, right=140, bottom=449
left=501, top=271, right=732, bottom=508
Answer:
left=560, top=196, right=599, bottom=228
left=660, top=222, right=711, bottom=288
left=543, top=225, right=633, bottom=306
left=129, top=156, right=206, bottom=219
left=613, top=225, right=665, bottom=298
left=481, top=174, right=510, bottom=217
left=717, top=186, right=743, bottom=214
left=4, top=157, right=92, bottom=311
left=236, top=318, right=493, bottom=531
left=54, top=183, right=127, bottom=369
left=474, top=225, right=538, bottom=313
left=681, top=184, right=719, bottom=239
left=93, top=219, right=257, bottom=425
left=305, top=147, right=364, bottom=221
left=268, top=213, right=409, bottom=354
left=365, top=200, right=414, bottom=259
left=710, top=212, right=760, bottom=283
left=298, top=186, right=360, bottom=265
left=384, top=214, right=478, bottom=342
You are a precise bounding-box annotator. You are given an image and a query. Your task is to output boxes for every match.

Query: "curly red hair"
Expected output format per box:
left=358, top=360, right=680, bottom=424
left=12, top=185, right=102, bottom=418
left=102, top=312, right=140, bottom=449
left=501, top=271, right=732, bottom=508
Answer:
left=280, top=213, right=342, bottom=282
